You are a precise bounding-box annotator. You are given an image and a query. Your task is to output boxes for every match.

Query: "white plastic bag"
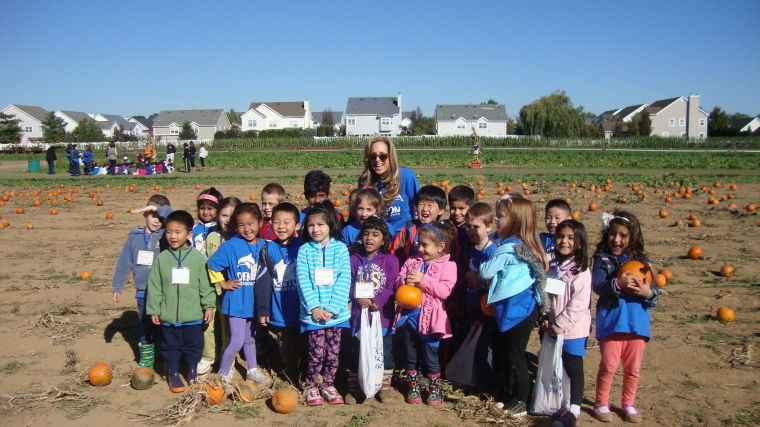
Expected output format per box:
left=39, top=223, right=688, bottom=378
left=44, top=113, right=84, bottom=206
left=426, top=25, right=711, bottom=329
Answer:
left=531, top=333, right=568, bottom=415
left=444, top=324, right=482, bottom=388
left=358, top=308, right=384, bottom=398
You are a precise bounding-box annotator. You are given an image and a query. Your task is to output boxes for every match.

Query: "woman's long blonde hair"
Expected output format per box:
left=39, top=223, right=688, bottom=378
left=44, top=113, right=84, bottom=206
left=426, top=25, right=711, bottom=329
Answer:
left=358, top=136, right=401, bottom=206
left=496, top=197, right=548, bottom=271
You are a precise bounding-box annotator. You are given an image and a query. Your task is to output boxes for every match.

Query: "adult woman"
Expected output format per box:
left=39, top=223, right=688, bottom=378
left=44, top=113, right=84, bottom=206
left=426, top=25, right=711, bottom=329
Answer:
left=189, top=141, right=197, bottom=171
left=358, top=136, right=420, bottom=238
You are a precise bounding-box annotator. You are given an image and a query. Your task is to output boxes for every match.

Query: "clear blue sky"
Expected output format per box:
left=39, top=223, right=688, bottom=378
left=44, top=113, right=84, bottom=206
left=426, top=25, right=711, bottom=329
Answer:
left=2, top=0, right=758, bottom=118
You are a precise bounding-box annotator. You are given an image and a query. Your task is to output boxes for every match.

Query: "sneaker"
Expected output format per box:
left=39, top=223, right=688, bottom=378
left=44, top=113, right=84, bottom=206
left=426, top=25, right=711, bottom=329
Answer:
left=552, top=409, right=578, bottom=427
left=623, top=404, right=642, bottom=423
left=320, top=386, right=344, bottom=404
left=219, top=368, right=233, bottom=384
left=197, top=358, right=214, bottom=375
left=594, top=403, right=613, bottom=423
left=246, top=367, right=270, bottom=384
left=503, top=399, right=527, bottom=418
left=305, top=387, right=323, bottom=406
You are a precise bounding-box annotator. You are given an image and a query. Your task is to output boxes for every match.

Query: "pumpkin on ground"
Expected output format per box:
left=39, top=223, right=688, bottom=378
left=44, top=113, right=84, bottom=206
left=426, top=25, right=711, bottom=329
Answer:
left=617, top=260, right=654, bottom=287
left=658, top=268, right=673, bottom=282
left=272, top=388, right=299, bottom=414
left=204, top=381, right=226, bottom=405
left=716, top=307, right=735, bottom=323
left=88, top=363, right=112, bottom=387
left=131, top=367, right=155, bottom=390
left=80, top=271, right=92, bottom=280
left=654, top=273, right=667, bottom=288
left=687, top=247, right=703, bottom=260
left=395, top=285, right=423, bottom=310
left=235, top=381, right=257, bottom=402
left=720, top=265, right=735, bottom=277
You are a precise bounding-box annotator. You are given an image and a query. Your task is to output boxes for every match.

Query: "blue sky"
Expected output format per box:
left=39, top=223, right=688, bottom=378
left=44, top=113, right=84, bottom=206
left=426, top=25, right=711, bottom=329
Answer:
left=1, top=0, right=758, bottom=118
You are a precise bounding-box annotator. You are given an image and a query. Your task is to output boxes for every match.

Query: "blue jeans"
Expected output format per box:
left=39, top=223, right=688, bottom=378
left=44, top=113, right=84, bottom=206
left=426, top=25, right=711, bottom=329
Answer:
left=135, top=294, right=156, bottom=346
left=47, top=160, right=55, bottom=174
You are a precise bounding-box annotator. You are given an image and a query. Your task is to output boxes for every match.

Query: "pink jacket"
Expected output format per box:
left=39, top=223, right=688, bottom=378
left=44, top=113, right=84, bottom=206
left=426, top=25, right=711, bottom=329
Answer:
left=394, top=254, right=457, bottom=338
left=548, top=258, right=592, bottom=340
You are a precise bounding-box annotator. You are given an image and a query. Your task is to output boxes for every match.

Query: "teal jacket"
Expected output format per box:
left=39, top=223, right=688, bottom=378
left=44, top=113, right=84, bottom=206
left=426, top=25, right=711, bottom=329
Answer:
left=146, top=246, right=215, bottom=325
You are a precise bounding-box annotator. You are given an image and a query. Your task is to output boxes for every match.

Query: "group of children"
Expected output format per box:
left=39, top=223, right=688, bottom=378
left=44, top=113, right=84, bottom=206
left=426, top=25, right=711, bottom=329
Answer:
left=112, top=170, right=657, bottom=425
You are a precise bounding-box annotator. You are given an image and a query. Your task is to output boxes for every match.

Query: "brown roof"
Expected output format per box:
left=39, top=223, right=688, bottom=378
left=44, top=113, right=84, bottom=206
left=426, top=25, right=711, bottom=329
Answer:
left=644, top=97, right=680, bottom=115
left=601, top=121, right=628, bottom=133
left=615, top=104, right=644, bottom=119
left=248, top=102, right=306, bottom=117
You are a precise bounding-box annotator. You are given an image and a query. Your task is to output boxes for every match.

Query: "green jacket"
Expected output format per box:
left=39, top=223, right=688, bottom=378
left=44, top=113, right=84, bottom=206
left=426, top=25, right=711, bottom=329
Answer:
left=146, top=246, right=215, bottom=325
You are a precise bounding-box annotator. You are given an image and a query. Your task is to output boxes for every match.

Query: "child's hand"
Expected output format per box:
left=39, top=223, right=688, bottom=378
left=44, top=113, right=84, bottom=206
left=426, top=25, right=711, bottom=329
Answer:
left=549, top=324, right=565, bottom=336
left=370, top=302, right=379, bottom=312
left=618, top=273, right=637, bottom=291
left=220, top=280, right=241, bottom=290
left=150, top=315, right=160, bottom=325
left=112, top=292, right=121, bottom=303
left=465, top=271, right=482, bottom=288
left=405, top=270, right=423, bottom=285
left=258, top=316, right=269, bottom=326
left=203, top=309, right=214, bottom=324
left=626, top=281, right=653, bottom=298
left=322, top=310, right=334, bottom=320
left=311, top=308, right=325, bottom=322
left=357, top=298, right=373, bottom=309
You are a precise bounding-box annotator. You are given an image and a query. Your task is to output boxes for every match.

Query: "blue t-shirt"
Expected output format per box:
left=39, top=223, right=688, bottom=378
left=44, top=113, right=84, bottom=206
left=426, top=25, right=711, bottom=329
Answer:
left=206, top=236, right=267, bottom=318
left=364, top=166, right=420, bottom=239
left=192, top=221, right=216, bottom=257
left=465, top=240, right=497, bottom=315
left=539, top=232, right=555, bottom=254
left=341, top=221, right=361, bottom=246
left=265, top=239, right=302, bottom=327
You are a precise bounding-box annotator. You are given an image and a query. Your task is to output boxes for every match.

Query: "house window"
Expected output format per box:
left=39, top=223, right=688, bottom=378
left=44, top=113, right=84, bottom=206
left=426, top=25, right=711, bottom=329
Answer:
left=269, top=121, right=277, bottom=128
left=248, top=120, right=256, bottom=127
left=668, top=118, right=675, bottom=126
left=381, top=118, right=391, bottom=126
left=681, top=132, right=687, bottom=137
left=699, top=118, right=705, bottom=127
left=347, top=117, right=356, bottom=126
left=290, top=120, right=299, bottom=128
left=170, top=125, right=179, bottom=135
left=24, top=126, right=32, bottom=132
left=192, top=124, right=199, bottom=134
left=479, top=122, right=487, bottom=129
left=662, top=131, right=669, bottom=137
left=679, top=118, right=685, bottom=126
left=456, top=121, right=465, bottom=129
left=699, top=132, right=705, bottom=138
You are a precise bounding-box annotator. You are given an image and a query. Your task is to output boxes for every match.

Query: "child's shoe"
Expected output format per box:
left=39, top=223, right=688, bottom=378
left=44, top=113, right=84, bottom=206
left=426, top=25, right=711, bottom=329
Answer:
left=320, top=385, right=344, bottom=404
left=623, top=404, right=642, bottom=423
left=197, top=358, right=214, bottom=375
left=405, top=370, right=422, bottom=404
left=594, top=403, right=613, bottom=422
left=138, top=344, right=155, bottom=368
left=502, top=399, right=527, bottom=418
left=305, top=387, right=324, bottom=406
left=377, top=370, right=394, bottom=403
left=246, top=367, right=270, bottom=384
left=187, top=364, right=198, bottom=385
left=167, top=369, right=186, bottom=393
left=425, top=374, right=442, bottom=406
left=344, top=372, right=363, bottom=404
left=219, top=368, right=233, bottom=385
left=552, top=409, right=578, bottom=427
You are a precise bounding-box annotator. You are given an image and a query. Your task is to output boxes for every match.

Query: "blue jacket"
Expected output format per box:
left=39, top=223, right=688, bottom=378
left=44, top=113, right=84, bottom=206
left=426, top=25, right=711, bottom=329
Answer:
left=206, top=236, right=270, bottom=318
left=481, top=239, right=537, bottom=304
left=341, top=221, right=361, bottom=247
left=111, top=227, right=166, bottom=294
left=83, top=150, right=93, bottom=163
left=296, top=238, right=351, bottom=327
left=361, top=166, right=420, bottom=238
left=592, top=252, right=658, bottom=340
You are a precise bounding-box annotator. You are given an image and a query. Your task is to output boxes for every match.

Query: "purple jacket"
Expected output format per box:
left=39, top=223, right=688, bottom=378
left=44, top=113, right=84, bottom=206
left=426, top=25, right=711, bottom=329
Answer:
left=350, top=251, right=399, bottom=330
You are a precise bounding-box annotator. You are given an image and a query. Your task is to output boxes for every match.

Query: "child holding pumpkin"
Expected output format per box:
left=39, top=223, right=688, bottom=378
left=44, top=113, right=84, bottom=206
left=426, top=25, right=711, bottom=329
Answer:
left=111, top=194, right=173, bottom=369
left=394, top=220, right=457, bottom=406
left=592, top=210, right=658, bottom=423
left=344, top=215, right=399, bottom=404
left=479, top=197, right=549, bottom=418
left=543, top=219, right=592, bottom=427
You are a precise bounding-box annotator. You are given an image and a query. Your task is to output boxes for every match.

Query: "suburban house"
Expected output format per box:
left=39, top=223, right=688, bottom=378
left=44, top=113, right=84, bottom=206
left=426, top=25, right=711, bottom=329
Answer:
left=54, top=110, right=93, bottom=133
left=311, top=110, right=344, bottom=131
left=1, top=104, right=49, bottom=143
left=646, top=95, right=708, bottom=138
left=129, top=117, right=154, bottom=138
left=401, top=111, right=413, bottom=131
left=152, top=109, right=231, bottom=142
left=596, top=104, right=647, bottom=137
left=344, top=95, right=403, bottom=136
left=434, top=104, right=508, bottom=136
left=731, top=116, right=760, bottom=134
left=240, top=101, right=312, bottom=132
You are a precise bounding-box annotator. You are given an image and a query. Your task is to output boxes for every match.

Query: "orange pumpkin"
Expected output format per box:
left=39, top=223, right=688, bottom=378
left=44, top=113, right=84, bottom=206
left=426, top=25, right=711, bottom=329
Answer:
left=16, top=207, right=24, bottom=214
left=131, top=367, right=155, bottom=390
left=728, top=184, right=737, bottom=190
left=272, top=388, right=299, bottom=414
left=88, top=363, right=113, bottom=387
left=688, top=213, right=698, bottom=221
left=480, top=294, right=495, bottom=316
left=658, top=209, right=668, bottom=218
left=617, top=261, right=653, bottom=287
left=654, top=273, right=667, bottom=288
left=674, top=219, right=685, bottom=227
left=720, top=265, right=735, bottom=278
left=80, top=271, right=92, bottom=280
left=687, top=247, right=703, bottom=260
left=588, top=202, right=598, bottom=211
left=33, top=200, right=41, bottom=207
left=25, top=223, right=34, bottom=230
left=235, top=381, right=257, bottom=403
left=395, top=285, right=423, bottom=310
left=716, top=307, right=734, bottom=323
left=571, top=210, right=581, bottom=220
left=664, top=196, right=673, bottom=203
left=747, top=204, right=757, bottom=212
left=333, top=199, right=342, bottom=207
left=204, top=381, right=227, bottom=405
left=689, top=219, right=701, bottom=227
left=658, top=268, right=673, bottom=282
left=50, top=209, right=58, bottom=215
left=105, top=212, right=114, bottom=219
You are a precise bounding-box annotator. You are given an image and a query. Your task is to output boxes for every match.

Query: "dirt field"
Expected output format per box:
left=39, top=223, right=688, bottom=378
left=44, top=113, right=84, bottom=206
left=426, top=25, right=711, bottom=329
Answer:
left=0, top=176, right=757, bottom=426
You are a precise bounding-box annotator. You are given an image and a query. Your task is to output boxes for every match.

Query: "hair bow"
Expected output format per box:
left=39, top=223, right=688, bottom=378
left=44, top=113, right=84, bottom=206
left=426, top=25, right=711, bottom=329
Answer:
left=601, top=212, right=629, bottom=231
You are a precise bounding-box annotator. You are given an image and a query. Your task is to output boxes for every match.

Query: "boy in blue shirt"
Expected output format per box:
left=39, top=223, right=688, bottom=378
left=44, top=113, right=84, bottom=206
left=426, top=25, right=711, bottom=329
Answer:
left=391, top=185, right=447, bottom=263
left=258, top=202, right=304, bottom=383
left=541, top=199, right=572, bottom=258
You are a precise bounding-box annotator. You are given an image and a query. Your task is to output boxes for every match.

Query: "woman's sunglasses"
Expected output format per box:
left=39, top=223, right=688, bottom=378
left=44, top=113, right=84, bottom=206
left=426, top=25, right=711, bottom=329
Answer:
left=370, top=154, right=388, bottom=161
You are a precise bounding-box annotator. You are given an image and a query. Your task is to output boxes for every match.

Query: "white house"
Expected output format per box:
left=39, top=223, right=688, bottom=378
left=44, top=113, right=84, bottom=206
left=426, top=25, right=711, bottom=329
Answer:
left=731, top=116, right=760, bottom=134
left=241, top=101, right=312, bottom=132
left=1, top=104, right=49, bottom=143
left=311, top=110, right=344, bottom=131
left=129, top=117, right=154, bottom=139
left=401, top=111, right=413, bottom=131
left=435, top=104, right=508, bottom=136
left=54, top=110, right=94, bottom=133
left=152, top=109, right=231, bottom=142
left=344, top=95, right=403, bottom=136
left=645, top=95, right=708, bottom=138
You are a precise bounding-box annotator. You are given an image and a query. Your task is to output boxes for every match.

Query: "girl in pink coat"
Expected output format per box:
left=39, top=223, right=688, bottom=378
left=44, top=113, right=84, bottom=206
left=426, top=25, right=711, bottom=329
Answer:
left=394, top=220, right=458, bottom=406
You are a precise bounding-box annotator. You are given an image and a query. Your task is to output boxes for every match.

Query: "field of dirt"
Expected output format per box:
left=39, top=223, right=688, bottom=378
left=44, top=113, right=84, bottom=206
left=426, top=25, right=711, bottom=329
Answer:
left=0, top=176, right=757, bottom=426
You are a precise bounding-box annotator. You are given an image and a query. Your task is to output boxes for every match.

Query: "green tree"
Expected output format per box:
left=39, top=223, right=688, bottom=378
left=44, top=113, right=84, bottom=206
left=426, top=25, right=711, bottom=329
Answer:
left=226, top=124, right=240, bottom=138
left=226, top=109, right=239, bottom=127
left=178, top=121, right=196, bottom=140
left=628, top=111, right=651, bottom=136
left=72, top=119, right=105, bottom=142
left=41, top=112, right=67, bottom=142
left=518, top=91, right=585, bottom=137
left=484, top=99, right=499, bottom=105
left=320, top=108, right=335, bottom=137
left=708, top=107, right=737, bottom=137
left=0, top=112, right=22, bottom=143
left=507, top=117, right=517, bottom=134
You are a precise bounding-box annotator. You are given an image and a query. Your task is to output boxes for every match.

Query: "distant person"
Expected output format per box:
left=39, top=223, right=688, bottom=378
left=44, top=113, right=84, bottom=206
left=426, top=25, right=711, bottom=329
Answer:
left=106, top=142, right=118, bottom=174
left=69, top=144, right=81, bottom=176
left=143, top=142, right=155, bottom=163
left=182, top=142, right=191, bottom=173
left=166, top=141, right=176, bottom=164
left=83, top=146, right=94, bottom=175
left=198, top=142, right=208, bottom=171
left=189, top=141, right=197, bottom=171
left=45, top=145, right=57, bottom=174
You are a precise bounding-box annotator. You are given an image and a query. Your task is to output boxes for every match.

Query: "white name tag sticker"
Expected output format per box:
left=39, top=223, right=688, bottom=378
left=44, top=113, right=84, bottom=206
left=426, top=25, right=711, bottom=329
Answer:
left=545, top=278, right=566, bottom=295
left=315, top=268, right=333, bottom=286
left=355, top=281, right=374, bottom=299
left=137, top=250, right=154, bottom=266
left=172, top=268, right=190, bottom=285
